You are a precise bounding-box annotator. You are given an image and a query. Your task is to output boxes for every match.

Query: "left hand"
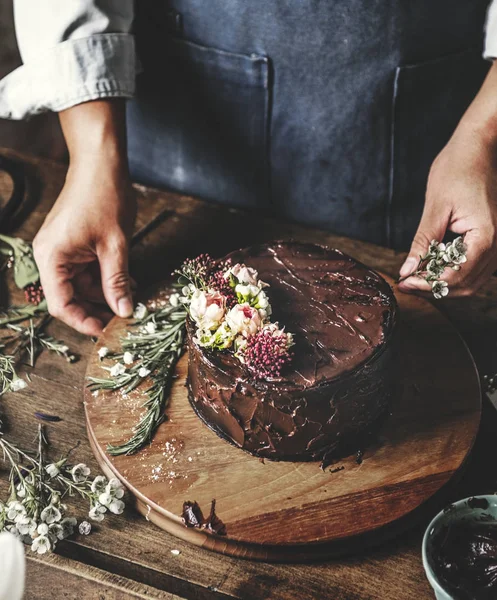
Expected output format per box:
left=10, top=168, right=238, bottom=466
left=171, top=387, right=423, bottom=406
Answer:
left=398, top=123, right=497, bottom=297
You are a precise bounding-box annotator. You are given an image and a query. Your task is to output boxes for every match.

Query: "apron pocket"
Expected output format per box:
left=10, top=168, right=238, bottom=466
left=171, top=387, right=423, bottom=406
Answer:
left=127, top=36, right=270, bottom=209
left=389, top=47, right=489, bottom=249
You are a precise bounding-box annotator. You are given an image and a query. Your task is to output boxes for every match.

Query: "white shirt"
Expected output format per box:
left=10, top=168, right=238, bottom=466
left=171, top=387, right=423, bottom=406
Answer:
left=1, top=0, right=497, bottom=120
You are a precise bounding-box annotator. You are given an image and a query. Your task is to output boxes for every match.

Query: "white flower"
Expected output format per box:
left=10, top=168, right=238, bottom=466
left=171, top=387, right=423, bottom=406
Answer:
left=91, top=476, right=108, bottom=495
left=110, top=362, right=126, bottom=377
left=37, top=523, right=49, bottom=536
left=426, top=259, right=445, bottom=279
left=58, top=517, right=77, bottom=539
left=189, top=289, right=226, bottom=331
left=107, top=499, right=125, bottom=515
left=123, top=351, right=135, bottom=365
left=45, top=463, right=60, bottom=478
left=98, top=346, right=109, bottom=359
left=138, top=367, right=151, bottom=377
left=98, top=492, right=112, bottom=508
left=145, top=322, right=157, bottom=334
left=10, top=378, right=27, bottom=392
left=225, top=263, right=259, bottom=286
left=105, top=478, right=125, bottom=499
left=31, top=534, right=51, bottom=555
left=7, top=502, right=25, bottom=521
left=15, top=516, right=37, bottom=536
left=432, top=280, right=449, bottom=299
left=40, top=505, right=62, bottom=524
left=89, top=503, right=107, bottom=522
left=16, top=483, right=26, bottom=499
left=133, top=303, right=148, bottom=320
left=71, top=463, right=91, bottom=483
left=226, top=303, right=262, bottom=337
left=169, top=293, right=180, bottom=307
left=443, top=237, right=468, bottom=265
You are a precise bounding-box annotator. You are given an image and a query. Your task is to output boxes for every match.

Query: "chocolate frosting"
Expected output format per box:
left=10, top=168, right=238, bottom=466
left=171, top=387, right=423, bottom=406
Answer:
left=187, top=241, right=397, bottom=460
left=431, top=517, right=497, bottom=600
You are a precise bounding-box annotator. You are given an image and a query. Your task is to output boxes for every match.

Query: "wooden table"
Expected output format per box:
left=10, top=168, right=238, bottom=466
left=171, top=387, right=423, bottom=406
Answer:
left=1, top=147, right=496, bottom=600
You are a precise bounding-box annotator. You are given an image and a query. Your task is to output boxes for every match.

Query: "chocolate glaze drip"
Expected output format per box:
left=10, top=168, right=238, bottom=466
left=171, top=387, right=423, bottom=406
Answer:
left=187, top=242, right=397, bottom=461
left=431, top=520, right=497, bottom=600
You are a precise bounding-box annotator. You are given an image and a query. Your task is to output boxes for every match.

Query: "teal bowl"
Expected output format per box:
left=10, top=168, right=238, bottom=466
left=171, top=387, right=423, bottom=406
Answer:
left=422, top=495, right=497, bottom=600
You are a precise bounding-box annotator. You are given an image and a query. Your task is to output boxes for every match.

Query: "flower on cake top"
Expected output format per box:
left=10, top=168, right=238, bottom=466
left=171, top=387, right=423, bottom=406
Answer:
left=189, top=289, right=226, bottom=331
left=175, top=256, right=294, bottom=380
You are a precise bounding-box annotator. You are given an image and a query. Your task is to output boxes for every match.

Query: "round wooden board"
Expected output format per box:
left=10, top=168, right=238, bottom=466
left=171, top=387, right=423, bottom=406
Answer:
left=84, top=279, right=481, bottom=561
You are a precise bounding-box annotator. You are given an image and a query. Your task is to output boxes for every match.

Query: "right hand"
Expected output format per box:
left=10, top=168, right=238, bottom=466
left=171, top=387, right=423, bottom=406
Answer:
left=33, top=159, right=136, bottom=337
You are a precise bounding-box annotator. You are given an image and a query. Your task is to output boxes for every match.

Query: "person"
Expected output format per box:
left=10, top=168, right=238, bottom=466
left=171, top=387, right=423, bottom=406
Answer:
left=1, top=0, right=497, bottom=337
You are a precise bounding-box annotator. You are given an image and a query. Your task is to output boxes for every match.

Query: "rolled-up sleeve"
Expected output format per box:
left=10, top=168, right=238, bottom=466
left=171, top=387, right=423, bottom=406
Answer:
left=0, top=0, right=135, bottom=119
left=485, top=0, right=497, bottom=59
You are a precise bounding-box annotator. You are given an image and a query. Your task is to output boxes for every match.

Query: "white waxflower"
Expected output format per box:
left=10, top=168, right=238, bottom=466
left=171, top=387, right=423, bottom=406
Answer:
left=58, top=517, right=77, bottom=539
left=426, top=259, right=445, bottom=279
left=110, top=362, right=126, bottom=377
left=98, top=492, right=112, bottom=507
left=106, top=478, right=125, bottom=499
left=133, top=303, right=148, bottom=320
left=107, top=498, right=125, bottom=515
left=138, top=367, right=151, bottom=378
left=89, top=503, right=107, bottom=522
left=90, top=476, right=108, bottom=495
left=45, top=463, right=60, bottom=478
left=10, top=378, right=27, bottom=392
left=71, top=463, right=91, bottom=483
left=444, top=238, right=468, bottom=265
left=16, top=483, right=26, bottom=499
left=123, top=352, right=135, bottom=365
left=432, top=280, right=449, bottom=299
left=31, top=534, right=51, bottom=555
left=15, top=516, right=37, bottom=536
left=7, top=502, right=25, bottom=521
left=145, top=322, right=157, bottom=334
left=40, top=505, right=62, bottom=524
left=98, top=346, right=109, bottom=359
left=37, top=523, right=49, bottom=536
left=169, top=293, right=180, bottom=307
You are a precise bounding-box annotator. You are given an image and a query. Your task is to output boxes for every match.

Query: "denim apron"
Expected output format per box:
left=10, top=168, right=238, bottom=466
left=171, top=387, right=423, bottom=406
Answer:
left=127, top=1, right=490, bottom=248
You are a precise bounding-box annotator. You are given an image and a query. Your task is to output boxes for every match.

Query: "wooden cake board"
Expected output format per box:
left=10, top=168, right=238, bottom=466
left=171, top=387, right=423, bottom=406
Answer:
left=84, top=280, right=481, bottom=561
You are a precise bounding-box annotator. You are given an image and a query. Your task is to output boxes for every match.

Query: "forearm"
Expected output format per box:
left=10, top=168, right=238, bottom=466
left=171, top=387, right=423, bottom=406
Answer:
left=456, top=60, right=497, bottom=147
left=59, top=99, right=129, bottom=177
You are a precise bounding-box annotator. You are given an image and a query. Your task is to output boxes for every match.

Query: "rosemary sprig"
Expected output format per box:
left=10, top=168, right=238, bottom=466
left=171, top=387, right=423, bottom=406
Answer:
left=87, top=302, right=187, bottom=455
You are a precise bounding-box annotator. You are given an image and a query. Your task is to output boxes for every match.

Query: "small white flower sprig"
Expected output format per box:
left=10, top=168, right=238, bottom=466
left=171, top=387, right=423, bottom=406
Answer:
left=87, top=299, right=188, bottom=456
left=0, top=424, right=125, bottom=554
left=399, top=236, right=468, bottom=299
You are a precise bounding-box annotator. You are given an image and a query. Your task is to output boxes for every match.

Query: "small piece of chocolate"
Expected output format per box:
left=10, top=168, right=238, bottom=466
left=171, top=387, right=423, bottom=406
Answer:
left=181, top=499, right=227, bottom=536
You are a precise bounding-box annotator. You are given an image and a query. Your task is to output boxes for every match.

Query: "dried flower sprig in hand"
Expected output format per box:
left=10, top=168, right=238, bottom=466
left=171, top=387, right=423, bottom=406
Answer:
left=398, top=236, right=467, bottom=299
left=0, top=425, right=125, bottom=554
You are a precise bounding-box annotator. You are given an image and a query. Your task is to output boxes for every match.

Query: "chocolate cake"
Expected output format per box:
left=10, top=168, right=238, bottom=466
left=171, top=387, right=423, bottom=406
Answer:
left=186, top=241, right=397, bottom=461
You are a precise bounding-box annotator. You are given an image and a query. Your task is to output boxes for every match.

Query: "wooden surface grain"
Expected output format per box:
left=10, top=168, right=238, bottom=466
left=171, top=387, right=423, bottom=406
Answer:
left=1, top=147, right=497, bottom=599
left=84, top=279, right=481, bottom=560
